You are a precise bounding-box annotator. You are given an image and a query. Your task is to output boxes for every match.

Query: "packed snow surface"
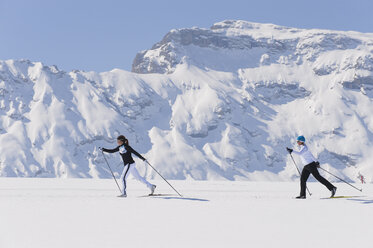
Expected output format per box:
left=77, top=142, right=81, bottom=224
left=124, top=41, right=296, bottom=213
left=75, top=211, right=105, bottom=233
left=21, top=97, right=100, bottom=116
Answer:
left=0, top=178, right=371, bottom=248
left=0, top=20, right=373, bottom=181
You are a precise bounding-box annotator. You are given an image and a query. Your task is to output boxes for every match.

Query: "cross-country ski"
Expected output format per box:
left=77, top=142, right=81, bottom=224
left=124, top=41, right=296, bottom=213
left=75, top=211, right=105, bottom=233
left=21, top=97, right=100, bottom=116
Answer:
left=320, top=196, right=365, bottom=199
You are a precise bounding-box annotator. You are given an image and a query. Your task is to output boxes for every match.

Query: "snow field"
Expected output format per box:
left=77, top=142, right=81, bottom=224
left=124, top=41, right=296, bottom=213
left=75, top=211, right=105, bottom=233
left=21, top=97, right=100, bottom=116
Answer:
left=0, top=178, right=371, bottom=248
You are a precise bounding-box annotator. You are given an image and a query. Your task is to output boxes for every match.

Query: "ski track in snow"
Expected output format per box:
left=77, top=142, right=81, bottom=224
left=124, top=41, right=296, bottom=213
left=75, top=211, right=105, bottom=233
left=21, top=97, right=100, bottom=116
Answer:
left=0, top=178, right=372, bottom=248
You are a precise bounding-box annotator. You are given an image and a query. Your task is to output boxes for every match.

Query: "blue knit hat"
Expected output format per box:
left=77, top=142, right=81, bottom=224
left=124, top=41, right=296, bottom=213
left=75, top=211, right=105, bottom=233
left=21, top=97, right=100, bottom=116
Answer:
left=297, top=135, right=306, bottom=142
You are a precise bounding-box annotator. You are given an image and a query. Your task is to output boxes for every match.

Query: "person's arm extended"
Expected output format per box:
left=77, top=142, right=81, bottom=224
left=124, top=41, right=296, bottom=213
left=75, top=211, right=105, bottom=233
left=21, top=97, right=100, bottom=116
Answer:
left=101, top=146, right=119, bottom=153
left=127, top=145, right=146, bottom=160
left=292, top=145, right=306, bottom=155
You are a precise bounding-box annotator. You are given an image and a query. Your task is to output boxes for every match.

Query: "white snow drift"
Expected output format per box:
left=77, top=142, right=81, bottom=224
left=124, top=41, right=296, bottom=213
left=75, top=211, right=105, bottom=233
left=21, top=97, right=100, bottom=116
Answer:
left=0, top=20, right=372, bottom=182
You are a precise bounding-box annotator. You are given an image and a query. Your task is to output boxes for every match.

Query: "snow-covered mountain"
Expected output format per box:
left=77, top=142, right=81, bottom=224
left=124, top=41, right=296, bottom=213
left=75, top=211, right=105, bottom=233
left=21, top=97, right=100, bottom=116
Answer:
left=1, top=20, right=372, bottom=182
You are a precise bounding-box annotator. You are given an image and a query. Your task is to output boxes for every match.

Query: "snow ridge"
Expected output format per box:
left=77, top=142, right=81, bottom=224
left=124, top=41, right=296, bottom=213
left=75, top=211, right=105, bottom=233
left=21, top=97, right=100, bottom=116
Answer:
left=0, top=20, right=373, bottom=182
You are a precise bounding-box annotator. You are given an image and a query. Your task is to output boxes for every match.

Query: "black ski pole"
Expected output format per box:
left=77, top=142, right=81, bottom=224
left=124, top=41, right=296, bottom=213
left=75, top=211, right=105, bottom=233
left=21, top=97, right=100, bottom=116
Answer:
left=289, top=153, right=312, bottom=196
left=318, top=167, right=362, bottom=192
left=145, top=160, right=183, bottom=197
left=102, top=151, right=122, bottom=194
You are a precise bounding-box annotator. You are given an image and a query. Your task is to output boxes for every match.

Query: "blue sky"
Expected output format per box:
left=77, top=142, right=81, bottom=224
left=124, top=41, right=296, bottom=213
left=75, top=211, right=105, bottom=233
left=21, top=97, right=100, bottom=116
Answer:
left=1, top=0, right=372, bottom=72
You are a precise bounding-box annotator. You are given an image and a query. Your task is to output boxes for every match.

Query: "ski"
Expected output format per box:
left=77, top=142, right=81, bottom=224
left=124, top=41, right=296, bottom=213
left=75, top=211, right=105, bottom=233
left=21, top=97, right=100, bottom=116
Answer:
left=140, top=193, right=176, bottom=198
left=320, top=196, right=364, bottom=199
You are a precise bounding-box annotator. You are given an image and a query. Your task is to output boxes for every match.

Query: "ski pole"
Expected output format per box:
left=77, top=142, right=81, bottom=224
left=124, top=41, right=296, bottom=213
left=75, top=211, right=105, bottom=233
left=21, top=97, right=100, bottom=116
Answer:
left=102, top=151, right=122, bottom=194
left=289, top=153, right=312, bottom=196
left=318, top=167, right=362, bottom=192
left=145, top=160, right=183, bottom=197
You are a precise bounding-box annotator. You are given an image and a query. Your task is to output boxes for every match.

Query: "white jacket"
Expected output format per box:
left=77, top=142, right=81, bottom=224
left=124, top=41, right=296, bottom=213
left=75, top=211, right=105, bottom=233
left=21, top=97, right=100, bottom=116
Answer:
left=292, top=144, right=316, bottom=165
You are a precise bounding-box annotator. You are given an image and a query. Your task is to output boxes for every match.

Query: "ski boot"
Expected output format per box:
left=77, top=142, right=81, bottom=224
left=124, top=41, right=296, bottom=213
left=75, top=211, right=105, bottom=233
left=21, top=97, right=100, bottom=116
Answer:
left=149, top=185, right=156, bottom=196
left=118, top=191, right=127, bottom=198
left=295, top=195, right=306, bottom=199
left=330, top=187, right=337, bottom=198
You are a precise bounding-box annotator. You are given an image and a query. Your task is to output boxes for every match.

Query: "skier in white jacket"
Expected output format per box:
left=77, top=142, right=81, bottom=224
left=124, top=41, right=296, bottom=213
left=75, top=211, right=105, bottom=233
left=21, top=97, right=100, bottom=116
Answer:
left=287, top=136, right=336, bottom=199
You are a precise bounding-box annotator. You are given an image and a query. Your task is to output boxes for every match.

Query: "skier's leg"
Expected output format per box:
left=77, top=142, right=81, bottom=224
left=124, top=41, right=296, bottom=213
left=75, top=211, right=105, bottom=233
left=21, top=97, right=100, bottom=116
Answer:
left=120, top=164, right=131, bottom=193
left=310, top=164, right=335, bottom=191
left=300, top=166, right=311, bottom=196
left=129, top=163, right=153, bottom=188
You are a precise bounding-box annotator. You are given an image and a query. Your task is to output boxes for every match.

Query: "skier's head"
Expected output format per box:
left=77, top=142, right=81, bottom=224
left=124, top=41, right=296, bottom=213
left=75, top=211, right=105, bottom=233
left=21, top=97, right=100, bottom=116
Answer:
left=296, top=135, right=306, bottom=145
left=117, top=135, right=129, bottom=145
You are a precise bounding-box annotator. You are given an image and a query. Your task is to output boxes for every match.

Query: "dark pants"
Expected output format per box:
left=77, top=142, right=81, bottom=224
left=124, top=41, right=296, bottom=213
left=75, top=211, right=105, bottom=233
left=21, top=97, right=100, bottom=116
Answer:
left=300, top=162, right=335, bottom=196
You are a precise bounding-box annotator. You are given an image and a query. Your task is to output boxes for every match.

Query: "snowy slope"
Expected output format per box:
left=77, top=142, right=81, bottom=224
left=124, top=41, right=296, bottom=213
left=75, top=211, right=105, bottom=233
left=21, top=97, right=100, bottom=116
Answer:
left=0, top=20, right=373, bottom=182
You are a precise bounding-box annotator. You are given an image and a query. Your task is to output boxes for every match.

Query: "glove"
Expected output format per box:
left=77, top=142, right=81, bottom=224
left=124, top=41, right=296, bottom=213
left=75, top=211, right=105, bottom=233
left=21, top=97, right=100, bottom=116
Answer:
left=315, top=161, right=320, bottom=168
left=286, top=147, right=293, bottom=154
left=99, top=147, right=104, bottom=152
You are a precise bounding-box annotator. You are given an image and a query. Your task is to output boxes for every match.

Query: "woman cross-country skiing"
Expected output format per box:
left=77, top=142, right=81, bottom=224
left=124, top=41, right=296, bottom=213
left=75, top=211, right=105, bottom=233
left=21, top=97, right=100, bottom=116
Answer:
left=100, top=135, right=156, bottom=197
left=287, top=136, right=337, bottom=199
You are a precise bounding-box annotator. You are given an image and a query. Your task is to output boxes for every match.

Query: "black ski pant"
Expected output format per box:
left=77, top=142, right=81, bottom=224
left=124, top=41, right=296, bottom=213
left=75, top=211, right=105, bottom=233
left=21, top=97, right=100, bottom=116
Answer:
left=300, top=162, right=335, bottom=196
